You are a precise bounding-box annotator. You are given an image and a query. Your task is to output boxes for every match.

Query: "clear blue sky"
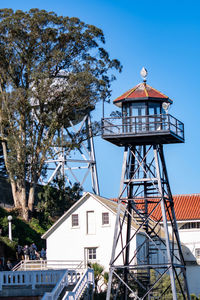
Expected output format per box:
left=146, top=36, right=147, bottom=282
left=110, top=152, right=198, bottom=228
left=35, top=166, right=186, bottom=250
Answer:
left=1, top=0, right=200, bottom=197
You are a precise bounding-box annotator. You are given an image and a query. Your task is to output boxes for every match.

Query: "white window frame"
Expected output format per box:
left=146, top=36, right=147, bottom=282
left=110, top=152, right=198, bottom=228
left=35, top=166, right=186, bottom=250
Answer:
left=87, top=248, right=97, bottom=260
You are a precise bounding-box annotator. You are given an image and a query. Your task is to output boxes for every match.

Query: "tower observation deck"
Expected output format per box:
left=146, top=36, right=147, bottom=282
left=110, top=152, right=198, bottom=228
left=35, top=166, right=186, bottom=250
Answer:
left=102, top=77, right=184, bottom=146
left=103, top=69, right=190, bottom=300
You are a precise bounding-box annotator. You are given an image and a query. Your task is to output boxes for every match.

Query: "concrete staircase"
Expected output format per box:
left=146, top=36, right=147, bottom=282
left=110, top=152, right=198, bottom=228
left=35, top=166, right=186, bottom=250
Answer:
left=0, top=263, right=94, bottom=300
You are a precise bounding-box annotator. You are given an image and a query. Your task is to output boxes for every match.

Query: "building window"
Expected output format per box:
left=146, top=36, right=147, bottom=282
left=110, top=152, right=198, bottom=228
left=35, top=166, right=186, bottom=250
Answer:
left=102, top=212, right=109, bottom=225
left=195, top=248, right=200, bottom=259
left=72, top=214, right=79, bottom=227
left=180, top=222, right=200, bottom=230
left=87, top=248, right=97, bottom=260
left=86, top=211, right=95, bottom=234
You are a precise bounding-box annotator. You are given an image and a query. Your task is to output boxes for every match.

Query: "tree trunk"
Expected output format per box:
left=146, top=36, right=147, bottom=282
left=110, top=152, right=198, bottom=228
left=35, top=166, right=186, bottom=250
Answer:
left=28, top=185, right=35, bottom=212
left=10, top=180, right=21, bottom=208
left=11, top=181, right=29, bottom=221
left=21, top=206, right=29, bottom=221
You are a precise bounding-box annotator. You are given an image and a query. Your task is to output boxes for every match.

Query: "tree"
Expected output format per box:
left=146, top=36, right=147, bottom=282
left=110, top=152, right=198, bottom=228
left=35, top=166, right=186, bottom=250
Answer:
left=0, top=8, right=122, bottom=220
left=36, top=176, right=82, bottom=223
left=91, top=263, right=108, bottom=294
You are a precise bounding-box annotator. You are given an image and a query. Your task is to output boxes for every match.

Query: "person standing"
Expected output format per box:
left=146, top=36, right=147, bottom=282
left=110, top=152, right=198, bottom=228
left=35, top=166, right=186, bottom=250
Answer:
left=23, top=245, right=29, bottom=260
left=40, top=248, right=46, bottom=260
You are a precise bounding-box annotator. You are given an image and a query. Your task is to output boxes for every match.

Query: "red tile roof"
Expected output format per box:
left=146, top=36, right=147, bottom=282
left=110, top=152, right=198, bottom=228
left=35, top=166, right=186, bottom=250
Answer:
left=113, top=82, right=172, bottom=107
left=112, top=194, right=200, bottom=221
left=170, top=194, right=200, bottom=221
left=149, top=194, right=200, bottom=221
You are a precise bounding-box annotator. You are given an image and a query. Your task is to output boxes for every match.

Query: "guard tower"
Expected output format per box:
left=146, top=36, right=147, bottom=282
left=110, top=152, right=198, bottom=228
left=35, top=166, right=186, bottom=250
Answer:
left=102, top=69, right=190, bottom=299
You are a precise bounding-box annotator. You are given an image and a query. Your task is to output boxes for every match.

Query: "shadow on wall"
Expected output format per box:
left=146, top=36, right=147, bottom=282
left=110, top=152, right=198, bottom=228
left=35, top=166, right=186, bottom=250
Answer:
left=182, top=244, right=198, bottom=265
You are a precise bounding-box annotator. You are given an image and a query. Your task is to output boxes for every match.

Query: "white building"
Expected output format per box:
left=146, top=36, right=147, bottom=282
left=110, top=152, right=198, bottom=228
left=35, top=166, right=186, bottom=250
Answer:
left=42, top=192, right=200, bottom=296
left=42, top=192, right=138, bottom=270
left=167, top=194, right=200, bottom=296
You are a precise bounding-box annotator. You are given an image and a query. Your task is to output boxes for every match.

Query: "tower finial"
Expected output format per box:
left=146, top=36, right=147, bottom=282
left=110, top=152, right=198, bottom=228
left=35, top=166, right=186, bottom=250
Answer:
left=140, top=67, right=148, bottom=82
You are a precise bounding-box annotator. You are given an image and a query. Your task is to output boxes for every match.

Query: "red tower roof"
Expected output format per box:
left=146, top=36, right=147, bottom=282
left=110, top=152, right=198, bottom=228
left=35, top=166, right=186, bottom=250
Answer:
left=113, top=82, right=173, bottom=107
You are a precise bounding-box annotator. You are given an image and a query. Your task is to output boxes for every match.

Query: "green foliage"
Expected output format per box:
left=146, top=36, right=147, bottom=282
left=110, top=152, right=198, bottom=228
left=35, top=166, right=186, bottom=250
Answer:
left=36, top=176, right=82, bottom=224
left=92, top=262, right=104, bottom=281
left=0, top=236, right=17, bottom=251
left=150, top=270, right=187, bottom=300
left=0, top=8, right=122, bottom=217
left=0, top=237, right=17, bottom=260
left=0, top=206, right=45, bottom=253
left=29, top=218, right=47, bottom=236
left=12, top=217, right=45, bottom=248
left=91, top=262, right=108, bottom=294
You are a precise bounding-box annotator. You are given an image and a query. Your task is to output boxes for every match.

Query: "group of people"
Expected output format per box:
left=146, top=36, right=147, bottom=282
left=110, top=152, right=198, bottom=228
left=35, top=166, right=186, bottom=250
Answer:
left=16, top=243, right=46, bottom=261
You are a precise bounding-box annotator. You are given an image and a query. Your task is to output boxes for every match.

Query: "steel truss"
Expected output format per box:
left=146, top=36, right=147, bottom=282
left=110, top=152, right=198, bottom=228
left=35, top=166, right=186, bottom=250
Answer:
left=40, top=113, right=99, bottom=195
left=106, top=144, right=190, bottom=300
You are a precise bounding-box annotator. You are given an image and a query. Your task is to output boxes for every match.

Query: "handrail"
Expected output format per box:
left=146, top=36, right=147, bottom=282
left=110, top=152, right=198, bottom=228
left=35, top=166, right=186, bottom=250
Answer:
left=0, top=269, right=65, bottom=291
left=62, top=268, right=94, bottom=300
left=12, top=260, right=85, bottom=271
left=102, top=114, right=184, bottom=140
left=42, top=268, right=94, bottom=300
left=42, top=269, right=80, bottom=300
left=12, top=260, right=23, bottom=271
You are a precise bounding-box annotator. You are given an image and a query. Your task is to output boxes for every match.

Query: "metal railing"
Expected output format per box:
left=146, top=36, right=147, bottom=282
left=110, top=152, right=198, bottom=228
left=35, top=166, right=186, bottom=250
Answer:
left=102, top=114, right=184, bottom=140
left=12, top=260, right=85, bottom=271
left=42, top=268, right=94, bottom=300
left=0, top=269, right=65, bottom=290
left=62, top=268, right=94, bottom=300
left=42, top=269, right=82, bottom=300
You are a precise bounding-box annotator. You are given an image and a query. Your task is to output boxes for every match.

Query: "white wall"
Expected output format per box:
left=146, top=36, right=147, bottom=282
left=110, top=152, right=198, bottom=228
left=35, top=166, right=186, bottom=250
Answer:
left=168, top=221, right=200, bottom=296
left=186, top=265, right=200, bottom=296
left=46, top=196, right=200, bottom=296
left=46, top=195, right=137, bottom=271
left=179, top=229, right=200, bottom=262
left=168, top=222, right=200, bottom=262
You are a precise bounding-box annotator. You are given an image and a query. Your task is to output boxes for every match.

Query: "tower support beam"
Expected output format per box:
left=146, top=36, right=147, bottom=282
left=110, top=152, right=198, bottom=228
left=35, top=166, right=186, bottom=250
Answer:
left=106, top=145, right=190, bottom=299
left=103, top=70, right=190, bottom=299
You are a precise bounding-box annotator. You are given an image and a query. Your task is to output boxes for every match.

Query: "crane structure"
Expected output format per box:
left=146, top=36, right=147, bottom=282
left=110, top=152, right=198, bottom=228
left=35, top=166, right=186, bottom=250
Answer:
left=102, top=69, right=190, bottom=299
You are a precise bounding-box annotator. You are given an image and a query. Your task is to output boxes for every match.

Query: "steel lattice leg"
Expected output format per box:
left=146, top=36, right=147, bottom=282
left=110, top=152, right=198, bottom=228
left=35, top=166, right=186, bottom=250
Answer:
left=106, top=144, right=190, bottom=300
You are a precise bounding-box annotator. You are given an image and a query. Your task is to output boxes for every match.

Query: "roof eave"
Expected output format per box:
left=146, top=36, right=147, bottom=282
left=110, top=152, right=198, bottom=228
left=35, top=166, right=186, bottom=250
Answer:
left=41, top=192, right=92, bottom=239
left=114, top=97, right=173, bottom=106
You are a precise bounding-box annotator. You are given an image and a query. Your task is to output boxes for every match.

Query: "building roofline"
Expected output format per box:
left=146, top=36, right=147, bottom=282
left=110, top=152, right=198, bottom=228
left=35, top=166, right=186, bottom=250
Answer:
left=42, top=192, right=91, bottom=239
left=42, top=192, right=121, bottom=239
